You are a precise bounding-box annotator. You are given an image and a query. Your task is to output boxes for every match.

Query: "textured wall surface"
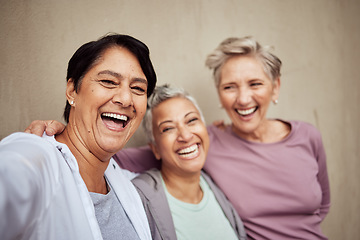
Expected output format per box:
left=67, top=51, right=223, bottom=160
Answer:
left=1, top=0, right=359, bottom=238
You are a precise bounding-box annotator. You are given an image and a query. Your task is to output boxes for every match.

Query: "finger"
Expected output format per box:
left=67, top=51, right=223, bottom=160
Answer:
left=212, top=120, right=224, bottom=127
left=25, top=120, right=47, bottom=136
left=45, top=120, right=66, bottom=135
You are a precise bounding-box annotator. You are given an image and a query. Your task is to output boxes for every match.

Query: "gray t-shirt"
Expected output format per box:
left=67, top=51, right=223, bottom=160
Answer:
left=90, top=183, right=141, bottom=240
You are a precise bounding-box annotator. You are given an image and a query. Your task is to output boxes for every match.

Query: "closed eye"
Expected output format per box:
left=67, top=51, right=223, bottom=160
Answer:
left=99, top=79, right=117, bottom=88
left=188, top=117, right=198, bottom=124
left=249, top=79, right=264, bottom=87
left=131, top=86, right=147, bottom=95
left=250, top=82, right=262, bottom=87
left=162, top=127, right=174, bottom=133
left=223, top=85, right=234, bottom=90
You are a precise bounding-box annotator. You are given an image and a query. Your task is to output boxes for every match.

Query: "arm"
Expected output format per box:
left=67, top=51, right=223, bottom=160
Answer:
left=0, top=140, right=43, bottom=239
left=212, top=120, right=227, bottom=131
left=113, top=146, right=160, bottom=173
left=24, top=120, right=160, bottom=173
left=314, top=132, right=331, bottom=220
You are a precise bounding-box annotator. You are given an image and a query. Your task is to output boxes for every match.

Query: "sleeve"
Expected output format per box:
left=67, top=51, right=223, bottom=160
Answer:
left=0, top=149, right=42, bottom=239
left=314, top=130, right=331, bottom=220
left=113, top=145, right=161, bottom=173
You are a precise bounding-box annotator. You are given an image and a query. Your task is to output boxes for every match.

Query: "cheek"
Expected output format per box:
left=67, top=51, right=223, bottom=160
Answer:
left=135, top=98, right=148, bottom=115
left=156, top=138, right=173, bottom=158
left=201, top=131, right=210, bottom=149
left=219, top=92, right=235, bottom=108
left=258, top=89, right=274, bottom=103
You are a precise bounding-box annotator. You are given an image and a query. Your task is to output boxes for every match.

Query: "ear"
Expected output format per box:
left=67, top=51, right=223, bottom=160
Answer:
left=272, top=77, right=281, bottom=103
left=66, top=78, right=76, bottom=105
left=149, top=143, right=161, bottom=160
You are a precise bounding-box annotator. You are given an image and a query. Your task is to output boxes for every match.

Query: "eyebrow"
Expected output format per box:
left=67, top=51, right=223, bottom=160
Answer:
left=185, top=111, right=198, bottom=118
left=98, top=70, right=148, bottom=85
left=158, top=120, right=173, bottom=128
left=157, top=111, right=198, bottom=128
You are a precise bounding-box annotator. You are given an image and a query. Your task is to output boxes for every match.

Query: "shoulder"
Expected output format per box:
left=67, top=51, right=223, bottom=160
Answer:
left=286, top=120, right=325, bottom=155
left=1, top=132, right=50, bottom=148
left=132, top=169, right=163, bottom=195
left=206, top=124, right=233, bottom=142
left=290, top=120, right=318, bottom=130
left=201, top=171, right=226, bottom=200
left=201, top=171, right=215, bottom=186
left=207, top=124, right=224, bottom=135
left=0, top=132, right=58, bottom=164
left=289, top=120, right=322, bottom=139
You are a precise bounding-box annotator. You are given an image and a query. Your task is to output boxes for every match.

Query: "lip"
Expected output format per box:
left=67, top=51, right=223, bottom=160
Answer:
left=235, top=106, right=258, bottom=120
left=101, top=112, right=131, bottom=132
left=236, top=106, right=257, bottom=115
left=176, top=143, right=201, bottom=160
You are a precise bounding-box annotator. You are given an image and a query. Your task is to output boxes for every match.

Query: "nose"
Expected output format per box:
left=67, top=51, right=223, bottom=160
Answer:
left=237, top=86, right=252, bottom=106
left=112, top=86, right=133, bottom=108
left=177, top=125, right=193, bottom=142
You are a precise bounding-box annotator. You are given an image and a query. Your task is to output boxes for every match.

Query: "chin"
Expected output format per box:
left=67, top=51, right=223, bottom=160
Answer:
left=100, top=139, right=127, bottom=154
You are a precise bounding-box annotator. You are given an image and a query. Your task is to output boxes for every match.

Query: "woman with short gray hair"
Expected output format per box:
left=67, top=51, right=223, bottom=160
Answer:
left=133, top=84, right=247, bottom=240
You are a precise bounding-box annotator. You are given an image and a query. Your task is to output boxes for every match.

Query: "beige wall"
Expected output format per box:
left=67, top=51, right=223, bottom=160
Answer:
left=1, top=0, right=359, bottom=238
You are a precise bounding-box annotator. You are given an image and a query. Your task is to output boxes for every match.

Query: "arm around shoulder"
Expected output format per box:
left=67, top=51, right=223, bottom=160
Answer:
left=113, top=145, right=161, bottom=173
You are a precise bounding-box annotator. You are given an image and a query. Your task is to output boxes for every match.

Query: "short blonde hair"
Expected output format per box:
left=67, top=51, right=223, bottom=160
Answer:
left=205, top=36, right=282, bottom=87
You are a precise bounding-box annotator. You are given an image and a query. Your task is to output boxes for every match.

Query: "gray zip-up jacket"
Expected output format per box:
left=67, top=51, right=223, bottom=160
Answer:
left=132, top=169, right=247, bottom=240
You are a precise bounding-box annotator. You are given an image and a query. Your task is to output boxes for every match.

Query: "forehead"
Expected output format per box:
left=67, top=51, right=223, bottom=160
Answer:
left=224, top=55, right=263, bottom=72
left=220, top=55, right=269, bottom=82
left=90, top=47, right=146, bottom=77
left=152, top=97, right=199, bottom=121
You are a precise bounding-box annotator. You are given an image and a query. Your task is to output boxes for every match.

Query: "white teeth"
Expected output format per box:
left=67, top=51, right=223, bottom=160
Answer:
left=178, top=144, right=198, bottom=155
left=236, top=107, right=256, bottom=116
left=179, top=147, right=199, bottom=158
left=102, top=113, right=128, bottom=121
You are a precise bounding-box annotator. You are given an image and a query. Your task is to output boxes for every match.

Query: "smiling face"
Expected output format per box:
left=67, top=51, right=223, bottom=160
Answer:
left=218, top=55, right=280, bottom=140
left=66, top=46, right=148, bottom=159
left=150, top=97, right=209, bottom=176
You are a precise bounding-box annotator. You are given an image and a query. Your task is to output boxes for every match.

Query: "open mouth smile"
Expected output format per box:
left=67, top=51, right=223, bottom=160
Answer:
left=177, top=144, right=199, bottom=158
left=101, top=112, right=130, bottom=129
left=236, top=107, right=257, bottom=116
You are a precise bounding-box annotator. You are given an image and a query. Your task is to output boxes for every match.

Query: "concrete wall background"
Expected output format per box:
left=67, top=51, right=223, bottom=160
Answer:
left=1, top=0, right=359, bottom=238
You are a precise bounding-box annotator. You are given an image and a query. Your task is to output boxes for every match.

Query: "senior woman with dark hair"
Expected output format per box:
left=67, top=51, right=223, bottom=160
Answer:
left=25, top=36, right=330, bottom=240
left=132, top=84, right=246, bottom=240
left=0, top=34, right=156, bottom=240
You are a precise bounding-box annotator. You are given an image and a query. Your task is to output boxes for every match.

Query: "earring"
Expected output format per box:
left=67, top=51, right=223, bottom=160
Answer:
left=70, top=100, right=74, bottom=105
left=273, top=99, right=278, bottom=105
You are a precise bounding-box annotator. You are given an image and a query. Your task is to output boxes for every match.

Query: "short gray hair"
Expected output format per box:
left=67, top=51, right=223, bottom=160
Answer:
left=142, top=84, right=205, bottom=144
left=205, top=36, right=282, bottom=87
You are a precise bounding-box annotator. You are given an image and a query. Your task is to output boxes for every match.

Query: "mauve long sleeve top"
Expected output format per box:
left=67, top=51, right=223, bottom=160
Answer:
left=204, top=120, right=330, bottom=240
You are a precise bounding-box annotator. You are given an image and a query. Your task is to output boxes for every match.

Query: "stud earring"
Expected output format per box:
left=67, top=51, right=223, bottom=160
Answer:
left=70, top=100, right=74, bottom=105
left=273, top=99, right=278, bottom=105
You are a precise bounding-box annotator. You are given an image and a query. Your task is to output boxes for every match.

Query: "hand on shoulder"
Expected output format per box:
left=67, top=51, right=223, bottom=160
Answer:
left=24, top=120, right=65, bottom=136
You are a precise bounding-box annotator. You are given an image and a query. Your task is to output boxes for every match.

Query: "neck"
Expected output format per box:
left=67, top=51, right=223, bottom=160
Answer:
left=56, top=126, right=110, bottom=194
left=161, top=169, right=203, bottom=204
left=232, top=119, right=290, bottom=143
